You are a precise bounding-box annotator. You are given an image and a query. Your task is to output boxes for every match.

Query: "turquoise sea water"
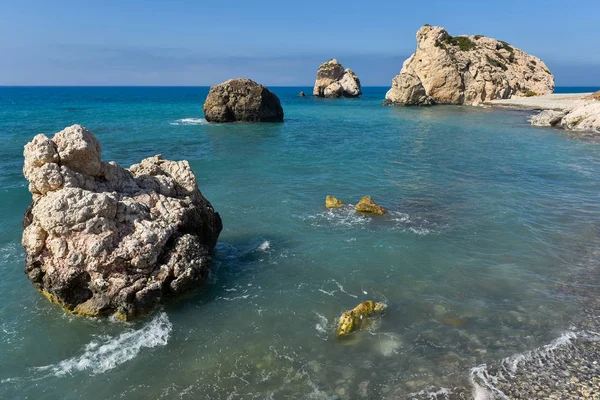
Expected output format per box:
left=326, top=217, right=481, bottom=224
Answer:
left=1, top=86, right=600, bottom=399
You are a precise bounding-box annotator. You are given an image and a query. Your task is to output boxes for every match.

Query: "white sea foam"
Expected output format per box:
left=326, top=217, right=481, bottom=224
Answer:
left=34, top=311, right=172, bottom=377
left=469, top=330, right=582, bottom=400
left=169, top=118, right=207, bottom=126
left=408, top=386, right=454, bottom=400
left=257, top=240, right=271, bottom=252
left=313, top=312, right=329, bottom=336
left=0, top=242, right=25, bottom=264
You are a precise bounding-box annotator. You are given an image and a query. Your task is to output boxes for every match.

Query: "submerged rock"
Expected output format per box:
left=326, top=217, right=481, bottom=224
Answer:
left=337, top=301, right=387, bottom=336
left=313, top=59, right=362, bottom=98
left=385, top=25, right=554, bottom=106
left=325, top=195, right=343, bottom=208
left=22, top=125, right=222, bottom=320
left=202, top=78, right=284, bottom=123
left=355, top=196, right=387, bottom=215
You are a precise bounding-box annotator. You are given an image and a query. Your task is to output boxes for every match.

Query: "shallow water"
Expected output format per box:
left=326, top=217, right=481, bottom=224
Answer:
left=1, top=87, right=600, bottom=399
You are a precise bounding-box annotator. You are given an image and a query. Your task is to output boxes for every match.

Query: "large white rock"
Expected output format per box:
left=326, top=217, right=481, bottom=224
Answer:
left=22, top=125, right=222, bottom=320
left=385, top=25, right=554, bottom=106
left=560, top=102, right=600, bottom=133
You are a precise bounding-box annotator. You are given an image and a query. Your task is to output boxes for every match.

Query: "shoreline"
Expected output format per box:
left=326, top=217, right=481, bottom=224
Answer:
left=485, top=93, right=593, bottom=111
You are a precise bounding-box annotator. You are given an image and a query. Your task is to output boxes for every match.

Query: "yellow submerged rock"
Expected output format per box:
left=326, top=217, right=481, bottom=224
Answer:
left=325, top=195, right=343, bottom=208
left=354, top=196, right=387, bottom=215
left=337, top=300, right=387, bottom=336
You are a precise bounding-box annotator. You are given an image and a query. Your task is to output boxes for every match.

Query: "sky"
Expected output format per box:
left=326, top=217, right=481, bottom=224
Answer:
left=0, top=0, right=599, bottom=86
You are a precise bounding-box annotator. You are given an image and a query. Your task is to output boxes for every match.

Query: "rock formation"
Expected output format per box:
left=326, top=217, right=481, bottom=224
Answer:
left=299, top=91, right=306, bottom=97
left=337, top=301, right=387, bottom=336
left=531, top=102, right=600, bottom=133
left=313, top=59, right=362, bottom=98
left=325, top=195, right=343, bottom=208
left=586, top=91, right=600, bottom=101
left=202, top=78, right=284, bottom=123
left=385, top=25, right=554, bottom=106
left=355, top=196, right=387, bottom=215
left=22, top=125, right=222, bottom=320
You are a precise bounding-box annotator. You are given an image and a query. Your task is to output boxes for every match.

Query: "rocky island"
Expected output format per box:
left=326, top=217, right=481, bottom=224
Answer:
left=22, top=125, right=222, bottom=320
left=203, top=78, right=284, bottom=123
left=313, top=59, right=362, bottom=98
left=385, top=25, right=554, bottom=106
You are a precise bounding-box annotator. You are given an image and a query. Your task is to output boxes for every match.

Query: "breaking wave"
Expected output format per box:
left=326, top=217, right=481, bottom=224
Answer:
left=34, top=312, right=172, bottom=377
left=169, top=118, right=207, bottom=126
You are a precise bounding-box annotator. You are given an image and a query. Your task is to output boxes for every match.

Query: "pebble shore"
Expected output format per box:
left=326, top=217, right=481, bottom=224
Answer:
left=486, top=93, right=592, bottom=111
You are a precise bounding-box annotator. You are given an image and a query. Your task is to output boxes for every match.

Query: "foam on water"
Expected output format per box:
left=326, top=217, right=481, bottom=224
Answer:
left=257, top=240, right=271, bottom=252
left=299, top=208, right=439, bottom=235
left=33, top=311, right=172, bottom=377
left=0, top=242, right=24, bottom=264
left=469, top=330, right=582, bottom=400
left=313, top=312, right=329, bottom=337
left=169, top=118, right=207, bottom=126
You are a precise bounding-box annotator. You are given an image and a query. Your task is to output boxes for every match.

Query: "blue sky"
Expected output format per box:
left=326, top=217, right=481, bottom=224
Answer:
left=0, top=0, right=599, bottom=86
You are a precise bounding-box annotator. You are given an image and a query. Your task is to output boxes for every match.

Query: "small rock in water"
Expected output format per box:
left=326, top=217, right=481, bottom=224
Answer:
left=202, top=78, right=284, bottom=123
left=337, top=300, right=387, bottom=336
left=354, top=196, right=387, bottom=215
left=325, top=195, right=344, bottom=208
left=299, top=91, right=306, bottom=97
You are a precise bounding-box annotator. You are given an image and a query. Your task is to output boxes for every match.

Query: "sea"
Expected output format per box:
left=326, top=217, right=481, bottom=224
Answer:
left=1, top=86, right=600, bottom=399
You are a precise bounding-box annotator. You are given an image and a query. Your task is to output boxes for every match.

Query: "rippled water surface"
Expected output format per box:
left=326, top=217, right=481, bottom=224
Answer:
left=1, top=87, right=600, bottom=399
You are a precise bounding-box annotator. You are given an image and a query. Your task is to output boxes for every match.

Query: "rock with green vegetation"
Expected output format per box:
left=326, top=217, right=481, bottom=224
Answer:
left=355, top=196, right=387, bottom=215
left=22, top=125, right=223, bottom=321
left=325, top=195, right=343, bottom=208
left=385, top=25, right=554, bottom=106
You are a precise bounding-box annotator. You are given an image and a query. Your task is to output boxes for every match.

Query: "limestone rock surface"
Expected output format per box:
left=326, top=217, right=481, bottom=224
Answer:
left=22, top=125, right=223, bottom=320
left=325, top=195, right=343, bottom=208
left=355, top=196, right=387, bottom=215
left=313, top=59, right=362, bottom=98
left=530, top=110, right=566, bottom=127
left=385, top=25, right=554, bottom=106
left=531, top=102, right=600, bottom=133
left=337, top=301, right=387, bottom=336
left=203, top=78, right=284, bottom=123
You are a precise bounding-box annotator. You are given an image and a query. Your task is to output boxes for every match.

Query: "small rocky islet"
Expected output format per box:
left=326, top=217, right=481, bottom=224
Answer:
left=22, top=125, right=222, bottom=320
left=202, top=78, right=284, bottom=123
left=313, top=58, right=362, bottom=98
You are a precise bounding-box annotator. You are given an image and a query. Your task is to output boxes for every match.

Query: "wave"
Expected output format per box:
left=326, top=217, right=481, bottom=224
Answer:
left=298, top=207, right=439, bottom=235
left=0, top=241, right=24, bottom=265
left=34, top=311, right=172, bottom=377
left=257, top=240, right=270, bottom=252
left=169, top=118, right=207, bottom=126
left=469, top=330, right=595, bottom=400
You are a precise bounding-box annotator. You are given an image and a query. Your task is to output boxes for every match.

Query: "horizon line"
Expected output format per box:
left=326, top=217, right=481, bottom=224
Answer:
left=1, top=85, right=598, bottom=88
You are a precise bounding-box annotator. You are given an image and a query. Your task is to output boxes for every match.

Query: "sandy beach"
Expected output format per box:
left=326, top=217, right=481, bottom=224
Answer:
left=486, top=93, right=593, bottom=111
